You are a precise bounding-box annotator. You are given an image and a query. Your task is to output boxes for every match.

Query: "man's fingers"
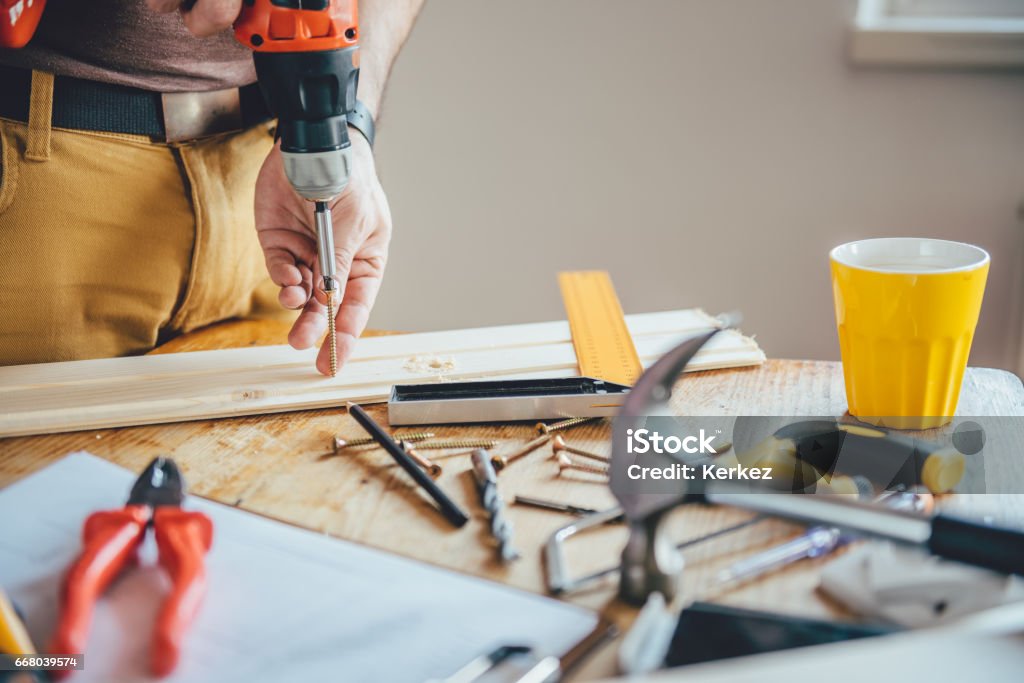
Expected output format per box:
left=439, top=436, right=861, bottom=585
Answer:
left=259, top=232, right=316, bottom=310
left=336, top=273, right=381, bottom=342
left=264, top=247, right=311, bottom=310
left=179, top=0, right=242, bottom=37
left=288, top=293, right=328, bottom=351
left=279, top=263, right=313, bottom=310
left=265, top=247, right=301, bottom=286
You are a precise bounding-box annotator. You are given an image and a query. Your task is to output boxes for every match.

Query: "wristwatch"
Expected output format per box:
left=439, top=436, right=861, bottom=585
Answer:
left=347, top=99, right=375, bottom=149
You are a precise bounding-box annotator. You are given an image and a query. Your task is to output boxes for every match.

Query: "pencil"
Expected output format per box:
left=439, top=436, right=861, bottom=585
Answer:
left=347, top=403, right=469, bottom=528
left=0, top=585, right=35, bottom=656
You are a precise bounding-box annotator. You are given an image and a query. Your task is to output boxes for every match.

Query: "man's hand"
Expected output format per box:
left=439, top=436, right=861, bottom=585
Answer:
left=149, top=0, right=418, bottom=376
left=256, top=133, right=392, bottom=375
left=147, top=0, right=242, bottom=37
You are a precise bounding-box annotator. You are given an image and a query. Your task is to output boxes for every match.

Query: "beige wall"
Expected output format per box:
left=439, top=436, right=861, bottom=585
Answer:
left=369, top=0, right=1024, bottom=372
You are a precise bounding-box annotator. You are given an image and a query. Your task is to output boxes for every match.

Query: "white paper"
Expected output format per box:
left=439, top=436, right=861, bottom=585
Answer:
left=0, top=453, right=598, bottom=682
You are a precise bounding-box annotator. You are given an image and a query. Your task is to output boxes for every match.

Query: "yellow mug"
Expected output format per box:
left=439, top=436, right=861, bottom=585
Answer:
left=830, top=238, right=989, bottom=429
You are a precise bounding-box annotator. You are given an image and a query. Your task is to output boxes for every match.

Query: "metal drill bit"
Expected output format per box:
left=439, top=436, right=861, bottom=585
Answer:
left=314, top=200, right=338, bottom=377
left=471, top=449, right=520, bottom=563
left=513, top=495, right=602, bottom=516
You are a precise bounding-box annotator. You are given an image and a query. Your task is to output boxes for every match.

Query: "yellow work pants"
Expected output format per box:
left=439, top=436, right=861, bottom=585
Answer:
left=0, top=71, right=288, bottom=366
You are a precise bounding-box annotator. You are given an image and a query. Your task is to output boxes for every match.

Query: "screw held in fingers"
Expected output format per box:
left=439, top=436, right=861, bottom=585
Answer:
left=326, top=288, right=338, bottom=377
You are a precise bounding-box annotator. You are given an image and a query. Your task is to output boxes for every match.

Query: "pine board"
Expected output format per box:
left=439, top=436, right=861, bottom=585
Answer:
left=0, top=310, right=765, bottom=436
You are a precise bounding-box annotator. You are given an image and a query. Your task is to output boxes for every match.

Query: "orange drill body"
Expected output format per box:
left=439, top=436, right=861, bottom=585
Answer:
left=234, top=0, right=358, bottom=53
left=236, top=1, right=362, bottom=378
left=0, top=0, right=48, bottom=48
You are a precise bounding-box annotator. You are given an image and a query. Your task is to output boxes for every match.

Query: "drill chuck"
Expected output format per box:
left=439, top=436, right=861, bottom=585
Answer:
left=253, top=46, right=359, bottom=201
left=283, top=148, right=353, bottom=201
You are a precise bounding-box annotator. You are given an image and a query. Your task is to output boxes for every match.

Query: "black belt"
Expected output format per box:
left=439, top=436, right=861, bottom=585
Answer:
left=0, top=64, right=272, bottom=141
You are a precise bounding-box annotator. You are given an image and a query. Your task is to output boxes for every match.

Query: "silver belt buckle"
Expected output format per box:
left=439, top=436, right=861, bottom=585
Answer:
left=161, top=88, right=244, bottom=142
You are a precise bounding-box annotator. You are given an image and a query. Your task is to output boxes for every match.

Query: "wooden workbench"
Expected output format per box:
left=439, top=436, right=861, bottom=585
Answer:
left=1, top=320, right=1022, bottom=680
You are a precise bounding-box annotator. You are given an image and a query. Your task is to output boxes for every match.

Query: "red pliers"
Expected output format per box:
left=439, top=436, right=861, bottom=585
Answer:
left=49, top=457, right=213, bottom=677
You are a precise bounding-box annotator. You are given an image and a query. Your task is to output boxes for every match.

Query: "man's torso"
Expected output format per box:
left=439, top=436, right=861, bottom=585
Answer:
left=0, top=0, right=254, bottom=92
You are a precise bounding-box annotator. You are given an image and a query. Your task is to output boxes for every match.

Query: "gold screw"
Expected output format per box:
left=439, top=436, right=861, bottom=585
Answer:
left=491, top=434, right=550, bottom=472
left=550, top=435, right=610, bottom=463
left=429, top=448, right=478, bottom=460
left=416, top=439, right=498, bottom=450
left=556, top=453, right=609, bottom=477
left=535, top=417, right=599, bottom=435
left=332, top=432, right=434, bottom=453
left=400, top=441, right=443, bottom=479
left=326, top=289, right=338, bottom=377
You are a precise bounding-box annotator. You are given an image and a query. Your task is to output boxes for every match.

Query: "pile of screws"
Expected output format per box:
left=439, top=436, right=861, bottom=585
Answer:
left=327, top=415, right=610, bottom=482
left=490, top=417, right=603, bottom=473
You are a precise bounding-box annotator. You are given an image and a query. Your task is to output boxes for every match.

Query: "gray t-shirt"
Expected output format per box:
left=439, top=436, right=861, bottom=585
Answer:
left=0, top=0, right=255, bottom=92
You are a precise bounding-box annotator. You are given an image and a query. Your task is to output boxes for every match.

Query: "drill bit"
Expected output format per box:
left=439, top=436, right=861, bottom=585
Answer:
left=470, top=449, right=520, bottom=563
left=314, top=200, right=338, bottom=377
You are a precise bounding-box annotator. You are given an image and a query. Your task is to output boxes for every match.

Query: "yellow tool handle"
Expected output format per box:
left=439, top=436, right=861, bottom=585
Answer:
left=0, top=587, right=36, bottom=655
left=558, top=271, right=643, bottom=386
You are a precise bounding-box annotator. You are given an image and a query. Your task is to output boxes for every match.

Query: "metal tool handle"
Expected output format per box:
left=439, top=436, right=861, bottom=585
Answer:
left=928, top=515, right=1024, bottom=576
left=709, top=490, right=1024, bottom=577
left=620, top=509, right=684, bottom=603
left=718, top=527, right=841, bottom=585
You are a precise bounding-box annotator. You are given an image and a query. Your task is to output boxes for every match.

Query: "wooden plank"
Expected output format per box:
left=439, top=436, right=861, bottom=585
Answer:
left=0, top=310, right=764, bottom=437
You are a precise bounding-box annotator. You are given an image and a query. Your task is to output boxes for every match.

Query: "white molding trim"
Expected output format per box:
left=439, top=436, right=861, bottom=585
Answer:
left=0, top=310, right=766, bottom=436
left=851, top=0, right=1024, bottom=67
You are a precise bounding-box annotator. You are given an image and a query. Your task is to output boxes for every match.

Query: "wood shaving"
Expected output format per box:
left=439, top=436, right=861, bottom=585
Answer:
left=403, top=355, right=457, bottom=374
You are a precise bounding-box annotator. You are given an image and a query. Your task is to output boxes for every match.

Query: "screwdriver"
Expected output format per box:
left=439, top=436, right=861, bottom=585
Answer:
left=716, top=490, right=933, bottom=586
left=314, top=201, right=338, bottom=377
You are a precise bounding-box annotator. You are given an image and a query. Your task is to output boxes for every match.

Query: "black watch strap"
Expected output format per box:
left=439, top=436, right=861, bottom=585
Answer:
left=347, top=100, right=375, bottom=149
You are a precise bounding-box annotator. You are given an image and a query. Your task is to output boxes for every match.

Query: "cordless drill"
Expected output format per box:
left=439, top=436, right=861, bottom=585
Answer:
left=0, top=0, right=47, bottom=48
left=0, top=0, right=359, bottom=374
left=236, top=0, right=361, bottom=375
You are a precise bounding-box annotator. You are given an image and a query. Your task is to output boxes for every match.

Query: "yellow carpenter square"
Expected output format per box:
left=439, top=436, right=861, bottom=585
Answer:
left=558, top=271, right=643, bottom=386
